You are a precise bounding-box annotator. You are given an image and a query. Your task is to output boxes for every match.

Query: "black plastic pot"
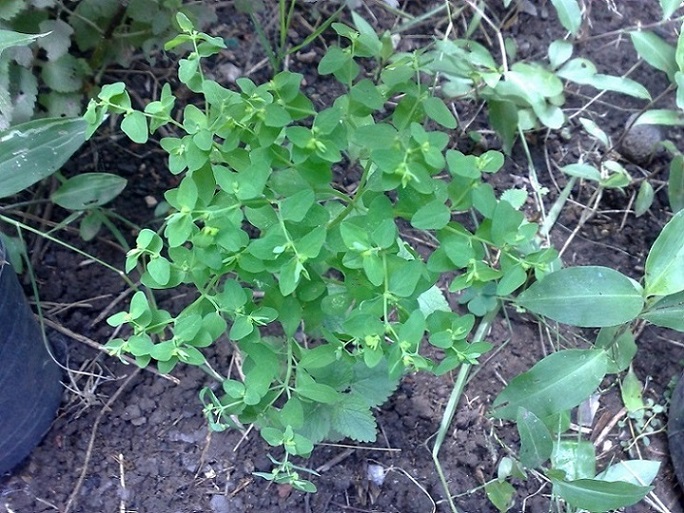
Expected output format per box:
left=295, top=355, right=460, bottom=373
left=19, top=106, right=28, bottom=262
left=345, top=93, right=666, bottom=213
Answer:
left=670, top=373, right=684, bottom=489
left=0, top=238, right=62, bottom=474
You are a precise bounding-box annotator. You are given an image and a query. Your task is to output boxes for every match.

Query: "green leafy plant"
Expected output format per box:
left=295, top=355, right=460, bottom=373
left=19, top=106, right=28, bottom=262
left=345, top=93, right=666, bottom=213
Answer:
left=84, top=12, right=558, bottom=492
left=0, top=0, right=216, bottom=127
left=486, top=209, right=684, bottom=511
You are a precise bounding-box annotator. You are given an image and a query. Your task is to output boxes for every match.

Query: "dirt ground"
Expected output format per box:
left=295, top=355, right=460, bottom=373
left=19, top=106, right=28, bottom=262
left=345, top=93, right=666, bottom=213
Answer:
left=2, top=1, right=684, bottom=512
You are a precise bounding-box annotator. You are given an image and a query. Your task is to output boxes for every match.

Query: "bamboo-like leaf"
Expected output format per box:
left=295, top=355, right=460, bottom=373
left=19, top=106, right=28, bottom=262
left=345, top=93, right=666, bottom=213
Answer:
left=517, top=266, right=644, bottom=327
left=0, top=117, right=86, bottom=198
left=645, top=209, right=684, bottom=296
left=630, top=31, right=677, bottom=79
left=551, top=477, right=651, bottom=512
left=492, top=349, right=608, bottom=420
left=550, top=0, right=582, bottom=35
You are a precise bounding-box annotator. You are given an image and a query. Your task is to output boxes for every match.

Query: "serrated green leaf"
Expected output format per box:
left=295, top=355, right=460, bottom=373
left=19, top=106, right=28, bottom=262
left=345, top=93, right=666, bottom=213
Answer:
left=492, top=349, right=608, bottom=420
left=331, top=395, right=377, bottom=442
left=51, top=172, right=127, bottom=210
left=517, top=266, right=644, bottom=327
left=349, top=360, right=399, bottom=408
left=41, top=54, right=84, bottom=93
left=37, top=19, right=73, bottom=60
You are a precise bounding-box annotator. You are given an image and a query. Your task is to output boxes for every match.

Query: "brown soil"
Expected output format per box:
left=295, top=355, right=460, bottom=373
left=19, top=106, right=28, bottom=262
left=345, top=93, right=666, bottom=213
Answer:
left=2, top=2, right=684, bottom=513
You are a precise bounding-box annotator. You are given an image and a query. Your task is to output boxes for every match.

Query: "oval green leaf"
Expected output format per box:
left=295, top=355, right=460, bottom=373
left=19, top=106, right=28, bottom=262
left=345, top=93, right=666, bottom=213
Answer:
left=517, top=266, right=644, bottom=327
left=52, top=172, right=127, bottom=210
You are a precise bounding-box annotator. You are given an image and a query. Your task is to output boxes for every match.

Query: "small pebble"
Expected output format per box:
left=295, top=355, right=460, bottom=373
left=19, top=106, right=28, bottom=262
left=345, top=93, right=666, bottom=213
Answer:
left=620, top=114, right=662, bottom=163
left=210, top=494, right=231, bottom=513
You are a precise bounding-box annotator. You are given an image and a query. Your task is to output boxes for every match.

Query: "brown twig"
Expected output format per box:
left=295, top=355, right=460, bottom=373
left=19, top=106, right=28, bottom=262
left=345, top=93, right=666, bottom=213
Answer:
left=42, top=317, right=180, bottom=384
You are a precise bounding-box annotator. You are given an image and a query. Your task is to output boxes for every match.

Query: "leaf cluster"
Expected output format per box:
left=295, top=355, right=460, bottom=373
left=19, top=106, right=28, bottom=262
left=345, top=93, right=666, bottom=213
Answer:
left=85, top=12, right=557, bottom=491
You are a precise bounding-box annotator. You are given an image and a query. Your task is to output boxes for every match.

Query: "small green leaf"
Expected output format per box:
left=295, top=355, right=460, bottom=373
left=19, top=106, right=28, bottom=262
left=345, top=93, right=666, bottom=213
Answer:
left=621, top=366, right=645, bottom=413
left=51, top=173, right=127, bottom=210
left=548, top=39, right=573, bottom=69
left=666, top=166, right=684, bottom=226
left=517, top=266, right=644, bottom=327
left=517, top=408, right=553, bottom=469
left=121, top=110, right=149, bottom=144
left=634, top=180, right=654, bottom=217
left=492, top=349, right=608, bottom=420
left=485, top=480, right=515, bottom=512
left=411, top=199, right=451, bottom=229
left=550, top=0, right=582, bottom=35
left=644, top=209, right=684, bottom=296
left=422, top=96, right=457, bottom=129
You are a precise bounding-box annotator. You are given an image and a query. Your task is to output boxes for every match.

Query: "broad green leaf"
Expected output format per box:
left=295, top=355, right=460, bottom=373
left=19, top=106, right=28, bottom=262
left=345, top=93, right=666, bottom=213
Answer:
left=517, top=408, right=553, bottom=469
left=518, top=266, right=643, bottom=327
left=641, top=291, right=684, bottom=331
left=630, top=31, right=677, bottom=79
left=0, top=117, right=86, bottom=198
left=552, top=440, right=596, bottom=480
left=596, top=460, right=660, bottom=486
left=51, top=173, right=127, bottom=210
left=417, top=285, right=451, bottom=317
left=551, top=478, right=651, bottom=512
left=349, top=360, right=399, bottom=408
left=492, top=349, right=608, bottom=420
left=644, top=209, right=684, bottom=296
left=550, top=0, right=582, bottom=35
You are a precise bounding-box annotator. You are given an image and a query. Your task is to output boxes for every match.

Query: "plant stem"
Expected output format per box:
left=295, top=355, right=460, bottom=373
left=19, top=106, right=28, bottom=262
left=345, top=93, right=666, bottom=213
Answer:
left=431, top=305, right=500, bottom=513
